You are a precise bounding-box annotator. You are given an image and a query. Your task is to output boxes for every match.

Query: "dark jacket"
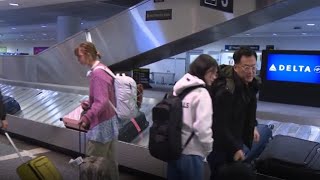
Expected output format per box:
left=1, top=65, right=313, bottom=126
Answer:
left=210, top=65, right=259, bottom=158
left=0, top=91, right=6, bottom=121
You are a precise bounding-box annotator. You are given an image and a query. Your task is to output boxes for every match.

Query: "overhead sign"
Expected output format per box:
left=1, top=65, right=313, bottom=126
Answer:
left=133, top=68, right=150, bottom=85
left=146, top=9, right=172, bottom=21
left=266, top=54, right=320, bottom=84
left=200, top=0, right=233, bottom=13
left=225, top=45, right=260, bottom=51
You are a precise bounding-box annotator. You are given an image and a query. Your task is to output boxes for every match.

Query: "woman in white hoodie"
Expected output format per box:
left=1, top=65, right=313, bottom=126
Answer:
left=167, top=54, right=218, bottom=180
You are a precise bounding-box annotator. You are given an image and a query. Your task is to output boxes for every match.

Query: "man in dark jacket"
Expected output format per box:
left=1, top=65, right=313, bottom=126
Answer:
left=208, top=47, right=260, bottom=180
left=0, top=90, right=8, bottom=129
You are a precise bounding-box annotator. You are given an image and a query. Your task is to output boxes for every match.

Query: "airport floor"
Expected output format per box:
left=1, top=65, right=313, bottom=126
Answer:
left=0, top=87, right=320, bottom=179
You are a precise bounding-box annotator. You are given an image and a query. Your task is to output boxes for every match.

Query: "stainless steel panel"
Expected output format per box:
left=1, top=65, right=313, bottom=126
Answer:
left=36, top=34, right=88, bottom=86
left=0, top=78, right=89, bottom=95
left=1, top=0, right=318, bottom=86
left=7, top=115, right=87, bottom=154
left=0, top=56, right=37, bottom=82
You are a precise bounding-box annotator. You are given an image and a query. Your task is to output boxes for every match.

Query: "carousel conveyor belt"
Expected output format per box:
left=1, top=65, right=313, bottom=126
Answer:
left=0, top=84, right=88, bottom=127
left=3, top=82, right=320, bottom=178
left=1, top=82, right=168, bottom=177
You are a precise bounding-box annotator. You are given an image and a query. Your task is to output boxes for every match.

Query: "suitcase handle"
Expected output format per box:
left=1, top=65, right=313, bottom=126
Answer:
left=4, top=131, right=24, bottom=163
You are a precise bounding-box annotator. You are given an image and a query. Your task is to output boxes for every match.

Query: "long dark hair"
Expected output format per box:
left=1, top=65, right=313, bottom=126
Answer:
left=189, top=54, right=218, bottom=82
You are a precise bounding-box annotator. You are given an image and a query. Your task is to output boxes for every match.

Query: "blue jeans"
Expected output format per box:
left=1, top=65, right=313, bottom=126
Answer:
left=167, top=154, right=204, bottom=180
left=245, top=124, right=272, bottom=162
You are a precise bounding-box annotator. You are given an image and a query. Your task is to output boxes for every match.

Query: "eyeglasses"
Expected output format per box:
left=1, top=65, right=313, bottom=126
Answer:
left=240, top=65, right=257, bottom=72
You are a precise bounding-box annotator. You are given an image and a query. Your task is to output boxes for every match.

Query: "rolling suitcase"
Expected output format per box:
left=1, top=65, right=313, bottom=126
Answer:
left=3, top=96, right=21, bottom=115
left=4, top=132, right=62, bottom=180
left=256, top=135, right=320, bottom=180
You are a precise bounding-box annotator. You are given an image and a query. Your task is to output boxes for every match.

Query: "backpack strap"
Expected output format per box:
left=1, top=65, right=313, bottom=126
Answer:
left=93, top=66, right=116, bottom=79
left=178, top=85, right=205, bottom=149
left=178, top=85, right=205, bottom=99
left=92, top=66, right=118, bottom=114
left=183, top=132, right=195, bottom=149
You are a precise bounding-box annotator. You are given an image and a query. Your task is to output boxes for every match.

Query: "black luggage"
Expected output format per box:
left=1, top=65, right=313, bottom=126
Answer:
left=256, top=135, right=320, bottom=180
left=118, top=111, right=149, bottom=142
left=3, top=96, right=21, bottom=114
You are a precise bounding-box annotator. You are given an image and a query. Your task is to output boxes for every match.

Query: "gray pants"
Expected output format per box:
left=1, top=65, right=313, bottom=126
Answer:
left=86, top=139, right=119, bottom=180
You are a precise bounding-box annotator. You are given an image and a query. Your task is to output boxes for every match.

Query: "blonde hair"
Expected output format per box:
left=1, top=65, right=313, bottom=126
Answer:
left=74, top=42, right=101, bottom=60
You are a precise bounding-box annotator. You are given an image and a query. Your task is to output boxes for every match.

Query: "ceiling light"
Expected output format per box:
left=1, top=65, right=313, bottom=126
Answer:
left=272, top=33, right=277, bottom=36
left=42, top=33, right=47, bottom=36
left=32, top=39, right=36, bottom=40
left=245, top=33, right=250, bottom=36
left=81, top=22, right=84, bottom=25
left=11, top=27, right=16, bottom=29
left=307, top=23, right=315, bottom=26
left=9, top=3, right=19, bottom=6
left=302, top=33, right=307, bottom=35
left=20, top=34, right=23, bottom=36
left=41, top=25, right=47, bottom=28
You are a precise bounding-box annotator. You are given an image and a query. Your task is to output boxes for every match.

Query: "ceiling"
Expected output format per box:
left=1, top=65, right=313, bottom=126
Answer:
left=0, top=1, right=319, bottom=42
left=0, top=0, right=143, bottom=42
left=235, top=6, right=320, bottom=38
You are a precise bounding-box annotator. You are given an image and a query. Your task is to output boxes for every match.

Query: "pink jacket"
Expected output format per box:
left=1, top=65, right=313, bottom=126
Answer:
left=83, top=64, right=116, bottom=129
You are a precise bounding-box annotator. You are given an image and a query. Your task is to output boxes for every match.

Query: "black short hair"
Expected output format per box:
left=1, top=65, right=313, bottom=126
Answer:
left=188, top=54, right=218, bottom=82
left=233, top=46, right=257, bottom=64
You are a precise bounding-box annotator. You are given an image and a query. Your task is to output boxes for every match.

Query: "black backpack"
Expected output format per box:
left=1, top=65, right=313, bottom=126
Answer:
left=149, top=85, right=204, bottom=162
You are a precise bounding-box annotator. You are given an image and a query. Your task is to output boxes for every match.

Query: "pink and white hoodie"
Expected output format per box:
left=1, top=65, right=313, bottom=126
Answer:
left=173, top=73, right=213, bottom=158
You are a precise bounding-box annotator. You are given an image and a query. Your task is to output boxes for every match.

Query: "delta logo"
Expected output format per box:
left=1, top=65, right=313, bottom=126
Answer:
left=268, top=64, right=318, bottom=73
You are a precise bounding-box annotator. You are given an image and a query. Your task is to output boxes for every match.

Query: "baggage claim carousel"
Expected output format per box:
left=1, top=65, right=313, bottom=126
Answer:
left=0, top=79, right=167, bottom=177
left=2, top=79, right=320, bottom=178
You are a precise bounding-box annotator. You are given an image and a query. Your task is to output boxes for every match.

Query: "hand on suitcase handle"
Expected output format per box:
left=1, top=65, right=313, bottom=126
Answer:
left=81, top=100, right=90, bottom=111
left=79, top=116, right=90, bottom=130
